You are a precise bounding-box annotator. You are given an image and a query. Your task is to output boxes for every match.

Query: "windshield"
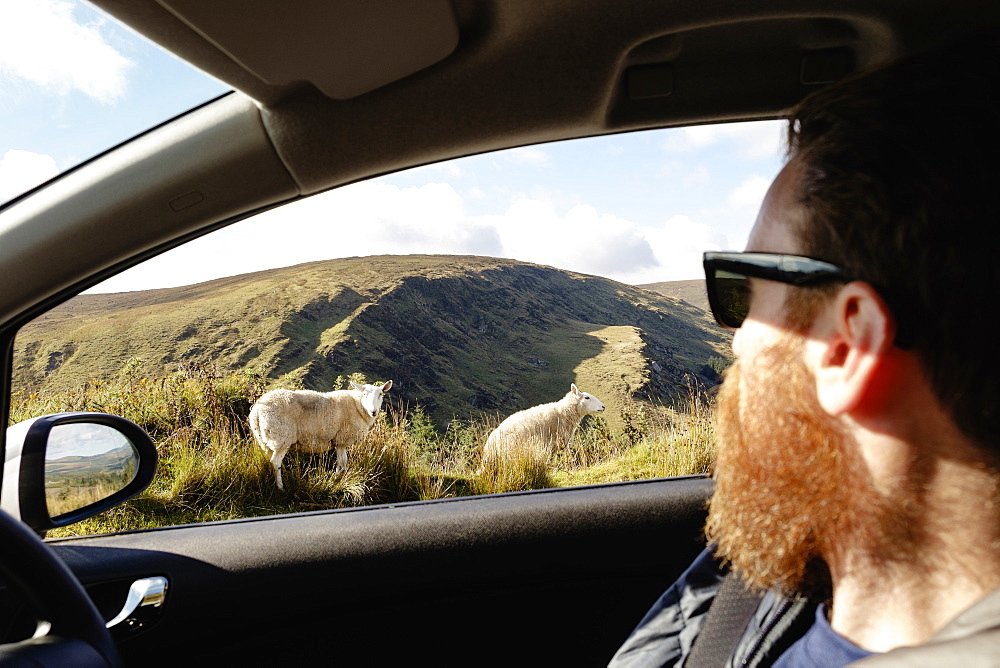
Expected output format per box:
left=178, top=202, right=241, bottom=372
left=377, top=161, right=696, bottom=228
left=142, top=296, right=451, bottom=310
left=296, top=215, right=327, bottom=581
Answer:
left=0, top=0, right=229, bottom=206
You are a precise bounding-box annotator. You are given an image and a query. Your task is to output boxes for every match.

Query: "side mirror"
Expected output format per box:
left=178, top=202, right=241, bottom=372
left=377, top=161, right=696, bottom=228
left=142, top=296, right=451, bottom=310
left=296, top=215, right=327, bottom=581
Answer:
left=2, top=412, right=157, bottom=534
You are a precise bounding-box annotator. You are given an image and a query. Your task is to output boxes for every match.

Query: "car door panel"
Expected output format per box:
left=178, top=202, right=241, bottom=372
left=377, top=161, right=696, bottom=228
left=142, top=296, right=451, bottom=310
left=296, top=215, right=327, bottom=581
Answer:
left=29, top=476, right=712, bottom=666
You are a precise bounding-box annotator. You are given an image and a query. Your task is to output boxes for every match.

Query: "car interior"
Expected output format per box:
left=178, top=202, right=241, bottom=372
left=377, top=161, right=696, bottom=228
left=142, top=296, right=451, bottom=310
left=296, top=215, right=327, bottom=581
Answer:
left=1, top=0, right=998, bottom=665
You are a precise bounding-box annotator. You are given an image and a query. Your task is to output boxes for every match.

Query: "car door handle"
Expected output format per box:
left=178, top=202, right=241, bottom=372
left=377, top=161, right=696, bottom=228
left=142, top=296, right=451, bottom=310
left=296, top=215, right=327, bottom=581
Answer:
left=106, top=576, right=168, bottom=629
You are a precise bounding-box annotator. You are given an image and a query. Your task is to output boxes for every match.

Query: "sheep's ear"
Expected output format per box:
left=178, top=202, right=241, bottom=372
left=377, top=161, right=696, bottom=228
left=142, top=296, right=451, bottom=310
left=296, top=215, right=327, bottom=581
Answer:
left=349, top=381, right=364, bottom=391
left=381, top=380, right=393, bottom=392
left=571, top=383, right=580, bottom=395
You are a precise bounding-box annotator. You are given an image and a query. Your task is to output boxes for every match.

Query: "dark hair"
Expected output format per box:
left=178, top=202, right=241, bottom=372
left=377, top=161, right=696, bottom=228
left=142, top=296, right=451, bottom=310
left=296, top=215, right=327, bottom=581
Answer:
left=786, top=33, right=1000, bottom=453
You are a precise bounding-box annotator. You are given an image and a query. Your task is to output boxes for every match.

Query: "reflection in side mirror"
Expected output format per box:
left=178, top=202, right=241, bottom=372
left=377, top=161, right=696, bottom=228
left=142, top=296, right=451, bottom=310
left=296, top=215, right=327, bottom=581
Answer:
left=45, top=424, right=139, bottom=520
left=3, top=412, right=157, bottom=534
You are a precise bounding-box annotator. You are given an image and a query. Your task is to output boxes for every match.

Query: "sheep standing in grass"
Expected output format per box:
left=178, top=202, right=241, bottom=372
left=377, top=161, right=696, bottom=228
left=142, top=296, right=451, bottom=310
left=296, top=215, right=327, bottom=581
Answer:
left=249, top=380, right=393, bottom=489
left=481, top=383, right=605, bottom=470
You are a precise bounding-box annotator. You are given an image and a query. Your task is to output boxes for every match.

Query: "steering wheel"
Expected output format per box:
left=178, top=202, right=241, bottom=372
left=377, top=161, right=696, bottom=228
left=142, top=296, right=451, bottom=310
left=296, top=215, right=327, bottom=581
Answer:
left=0, top=509, right=120, bottom=666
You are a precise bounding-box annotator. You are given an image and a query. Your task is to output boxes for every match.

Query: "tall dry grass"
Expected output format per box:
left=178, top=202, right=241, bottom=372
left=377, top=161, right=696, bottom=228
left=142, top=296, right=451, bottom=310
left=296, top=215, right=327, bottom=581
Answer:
left=46, top=476, right=131, bottom=517
left=9, top=360, right=716, bottom=537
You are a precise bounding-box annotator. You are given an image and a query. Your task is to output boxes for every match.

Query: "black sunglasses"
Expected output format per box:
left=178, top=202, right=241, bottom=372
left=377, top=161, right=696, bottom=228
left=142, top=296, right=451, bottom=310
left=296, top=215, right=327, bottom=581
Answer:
left=703, top=251, right=853, bottom=329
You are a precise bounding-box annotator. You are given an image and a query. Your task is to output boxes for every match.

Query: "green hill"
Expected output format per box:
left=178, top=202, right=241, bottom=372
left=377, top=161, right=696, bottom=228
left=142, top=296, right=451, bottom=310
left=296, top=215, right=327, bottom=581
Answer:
left=13, top=255, right=731, bottom=429
left=637, top=279, right=710, bottom=313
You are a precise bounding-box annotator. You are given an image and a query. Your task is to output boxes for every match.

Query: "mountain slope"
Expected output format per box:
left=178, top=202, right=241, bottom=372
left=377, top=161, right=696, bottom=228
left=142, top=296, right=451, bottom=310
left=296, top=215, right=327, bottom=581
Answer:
left=637, top=279, right=710, bottom=313
left=14, top=255, right=731, bottom=427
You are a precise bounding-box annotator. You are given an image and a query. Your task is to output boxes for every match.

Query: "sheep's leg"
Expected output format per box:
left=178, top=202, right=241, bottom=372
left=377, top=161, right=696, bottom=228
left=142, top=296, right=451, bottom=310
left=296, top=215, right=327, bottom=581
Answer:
left=269, top=445, right=289, bottom=490
left=335, top=446, right=348, bottom=471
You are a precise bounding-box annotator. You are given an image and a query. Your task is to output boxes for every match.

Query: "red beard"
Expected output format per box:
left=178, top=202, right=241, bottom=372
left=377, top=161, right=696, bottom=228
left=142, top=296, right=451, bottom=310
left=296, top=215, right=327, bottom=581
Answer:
left=706, top=336, right=921, bottom=597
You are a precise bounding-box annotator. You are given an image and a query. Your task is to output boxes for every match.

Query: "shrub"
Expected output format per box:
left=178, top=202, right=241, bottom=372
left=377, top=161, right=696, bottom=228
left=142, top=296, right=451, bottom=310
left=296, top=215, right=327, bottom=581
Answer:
left=707, top=355, right=731, bottom=376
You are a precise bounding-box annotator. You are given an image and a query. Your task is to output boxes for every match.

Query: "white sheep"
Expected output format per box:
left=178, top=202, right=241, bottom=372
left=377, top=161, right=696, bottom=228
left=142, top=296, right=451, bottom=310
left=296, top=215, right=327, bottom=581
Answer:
left=480, top=383, right=605, bottom=470
left=249, top=380, right=393, bottom=489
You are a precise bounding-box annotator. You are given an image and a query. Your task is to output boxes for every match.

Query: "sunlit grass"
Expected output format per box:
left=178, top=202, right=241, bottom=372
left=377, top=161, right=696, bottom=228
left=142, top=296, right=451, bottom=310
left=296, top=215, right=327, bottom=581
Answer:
left=12, top=362, right=717, bottom=538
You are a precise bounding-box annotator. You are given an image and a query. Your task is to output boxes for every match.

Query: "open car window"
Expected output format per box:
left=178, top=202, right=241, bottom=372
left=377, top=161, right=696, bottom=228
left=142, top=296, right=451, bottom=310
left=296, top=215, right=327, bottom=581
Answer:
left=9, top=121, right=784, bottom=536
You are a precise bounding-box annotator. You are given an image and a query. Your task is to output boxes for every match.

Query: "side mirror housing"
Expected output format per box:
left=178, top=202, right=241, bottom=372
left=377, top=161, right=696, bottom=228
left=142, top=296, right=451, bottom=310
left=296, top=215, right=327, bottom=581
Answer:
left=2, top=412, right=157, bottom=534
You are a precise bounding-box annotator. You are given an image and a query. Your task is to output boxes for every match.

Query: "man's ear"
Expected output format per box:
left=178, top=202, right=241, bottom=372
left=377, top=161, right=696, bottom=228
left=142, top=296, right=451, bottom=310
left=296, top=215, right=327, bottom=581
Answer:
left=808, top=282, right=896, bottom=417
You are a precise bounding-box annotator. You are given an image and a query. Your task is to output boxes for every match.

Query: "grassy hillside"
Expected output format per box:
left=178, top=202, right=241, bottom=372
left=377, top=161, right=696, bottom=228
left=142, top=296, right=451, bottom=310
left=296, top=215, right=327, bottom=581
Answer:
left=10, top=363, right=716, bottom=535
left=13, top=255, right=731, bottom=430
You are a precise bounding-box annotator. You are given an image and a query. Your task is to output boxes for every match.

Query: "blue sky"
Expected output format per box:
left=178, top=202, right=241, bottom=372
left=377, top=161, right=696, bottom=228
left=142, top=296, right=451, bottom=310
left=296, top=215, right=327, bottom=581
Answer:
left=0, top=0, right=227, bottom=198
left=47, top=422, right=132, bottom=458
left=2, top=0, right=788, bottom=293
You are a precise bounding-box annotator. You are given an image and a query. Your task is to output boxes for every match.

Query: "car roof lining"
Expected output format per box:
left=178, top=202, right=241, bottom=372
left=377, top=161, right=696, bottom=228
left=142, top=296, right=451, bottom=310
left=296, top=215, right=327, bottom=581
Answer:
left=88, top=0, right=995, bottom=196
left=253, top=10, right=895, bottom=194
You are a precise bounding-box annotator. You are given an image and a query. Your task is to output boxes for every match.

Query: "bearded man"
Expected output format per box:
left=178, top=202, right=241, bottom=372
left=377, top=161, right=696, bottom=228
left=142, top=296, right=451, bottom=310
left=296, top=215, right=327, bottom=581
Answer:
left=610, top=34, right=1000, bottom=667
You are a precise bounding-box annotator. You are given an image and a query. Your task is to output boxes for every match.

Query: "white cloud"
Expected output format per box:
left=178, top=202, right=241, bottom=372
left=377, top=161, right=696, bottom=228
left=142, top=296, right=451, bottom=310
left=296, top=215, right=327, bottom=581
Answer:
left=0, top=149, right=59, bottom=202
left=91, top=181, right=733, bottom=293
left=663, top=120, right=786, bottom=160
left=320, top=181, right=502, bottom=255
left=629, top=215, right=730, bottom=284
left=482, top=199, right=658, bottom=279
left=91, top=181, right=503, bottom=292
left=728, top=175, right=772, bottom=211
left=506, top=147, right=551, bottom=166
left=0, top=0, right=133, bottom=103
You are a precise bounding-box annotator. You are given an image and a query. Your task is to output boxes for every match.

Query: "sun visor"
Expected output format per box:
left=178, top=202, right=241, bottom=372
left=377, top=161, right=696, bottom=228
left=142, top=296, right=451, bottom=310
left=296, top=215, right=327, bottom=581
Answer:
left=155, top=0, right=460, bottom=99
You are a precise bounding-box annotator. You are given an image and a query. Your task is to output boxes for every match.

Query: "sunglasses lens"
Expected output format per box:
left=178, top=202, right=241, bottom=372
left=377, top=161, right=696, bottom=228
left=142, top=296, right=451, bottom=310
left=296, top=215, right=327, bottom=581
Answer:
left=713, top=270, right=750, bottom=328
